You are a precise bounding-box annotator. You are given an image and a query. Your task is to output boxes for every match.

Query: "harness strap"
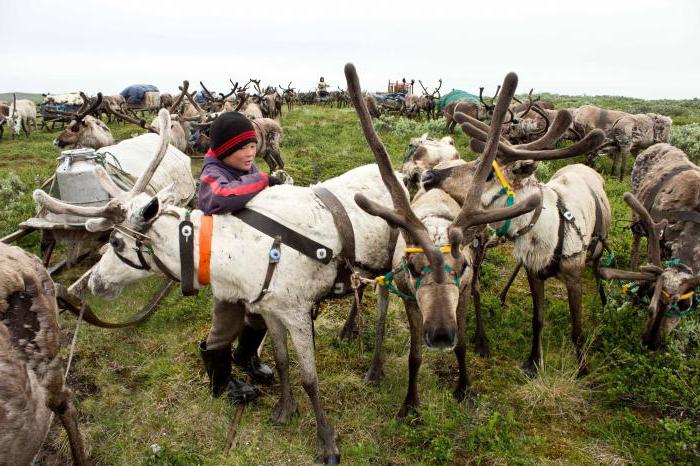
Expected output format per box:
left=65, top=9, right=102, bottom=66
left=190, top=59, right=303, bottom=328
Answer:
left=234, top=208, right=333, bottom=264
left=537, top=190, right=567, bottom=280
left=251, top=235, right=282, bottom=304
left=511, top=185, right=544, bottom=238
left=198, top=215, right=213, bottom=285
left=312, top=186, right=356, bottom=263
left=179, top=212, right=198, bottom=296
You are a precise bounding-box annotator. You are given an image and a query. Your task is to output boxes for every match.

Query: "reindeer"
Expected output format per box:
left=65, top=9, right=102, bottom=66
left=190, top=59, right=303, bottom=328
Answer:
left=0, top=242, right=87, bottom=466
left=422, top=91, right=608, bottom=377
left=572, top=105, right=672, bottom=180
left=443, top=85, right=501, bottom=133
left=199, top=81, right=237, bottom=112
left=233, top=80, right=264, bottom=120
left=251, top=79, right=278, bottom=119
left=348, top=66, right=541, bottom=416
left=52, top=93, right=115, bottom=149
left=279, top=83, right=297, bottom=112
left=401, top=133, right=459, bottom=190
left=0, top=102, right=9, bottom=140
left=32, top=107, right=407, bottom=464
left=99, top=95, right=127, bottom=123
left=417, top=79, right=442, bottom=119
left=7, top=94, right=37, bottom=139
left=597, top=143, right=700, bottom=349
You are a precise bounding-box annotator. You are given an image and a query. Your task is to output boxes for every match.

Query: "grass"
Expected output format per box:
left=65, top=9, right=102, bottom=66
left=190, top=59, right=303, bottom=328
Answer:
left=1, top=102, right=698, bottom=465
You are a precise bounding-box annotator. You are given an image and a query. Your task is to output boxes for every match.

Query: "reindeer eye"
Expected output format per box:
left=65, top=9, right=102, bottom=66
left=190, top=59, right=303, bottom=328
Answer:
left=110, top=236, right=125, bottom=251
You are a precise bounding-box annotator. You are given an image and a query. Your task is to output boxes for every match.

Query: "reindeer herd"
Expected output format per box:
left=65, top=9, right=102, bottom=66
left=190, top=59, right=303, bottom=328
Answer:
left=1, top=64, right=698, bottom=465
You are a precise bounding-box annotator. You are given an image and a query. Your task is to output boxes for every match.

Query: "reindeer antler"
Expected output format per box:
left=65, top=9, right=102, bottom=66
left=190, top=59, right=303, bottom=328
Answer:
left=199, top=81, right=217, bottom=102
left=168, top=80, right=189, bottom=113
left=447, top=73, right=542, bottom=256
left=460, top=109, right=605, bottom=160
left=345, top=63, right=447, bottom=283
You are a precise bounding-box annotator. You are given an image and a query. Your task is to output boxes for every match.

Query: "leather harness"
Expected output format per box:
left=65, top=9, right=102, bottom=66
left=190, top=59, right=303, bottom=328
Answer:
left=537, top=187, right=606, bottom=280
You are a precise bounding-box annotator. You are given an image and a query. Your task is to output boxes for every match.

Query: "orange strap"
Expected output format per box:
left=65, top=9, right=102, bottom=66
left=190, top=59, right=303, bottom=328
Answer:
left=198, top=215, right=213, bottom=285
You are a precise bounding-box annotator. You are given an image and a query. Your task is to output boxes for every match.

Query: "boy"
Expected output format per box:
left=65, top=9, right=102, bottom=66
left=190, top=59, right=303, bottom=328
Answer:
left=198, top=112, right=281, bottom=404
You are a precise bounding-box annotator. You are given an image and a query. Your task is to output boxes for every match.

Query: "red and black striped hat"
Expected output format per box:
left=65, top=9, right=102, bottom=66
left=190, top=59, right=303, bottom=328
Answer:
left=206, top=112, right=257, bottom=159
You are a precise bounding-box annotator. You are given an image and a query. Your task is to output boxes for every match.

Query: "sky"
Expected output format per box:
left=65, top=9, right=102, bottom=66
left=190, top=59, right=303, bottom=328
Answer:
left=1, top=0, right=698, bottom=99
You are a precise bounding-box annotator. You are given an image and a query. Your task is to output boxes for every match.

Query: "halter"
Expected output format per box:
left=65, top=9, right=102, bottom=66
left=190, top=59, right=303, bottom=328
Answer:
left=110, top=221, right=180, bottom=282
left=488, top=161, right=517, bottom=237
left=374, top=245, right=463, bottom=299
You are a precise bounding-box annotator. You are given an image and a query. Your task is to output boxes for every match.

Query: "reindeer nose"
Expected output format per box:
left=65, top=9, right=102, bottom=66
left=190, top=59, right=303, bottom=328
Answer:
left=424, top=327, right=456, bottom=350
left=421, top=171, right=436, bottom=190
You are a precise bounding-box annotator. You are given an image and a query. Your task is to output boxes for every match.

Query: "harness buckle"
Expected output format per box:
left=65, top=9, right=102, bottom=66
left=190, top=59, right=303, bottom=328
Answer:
left=563, top=210, right=575, bottom=222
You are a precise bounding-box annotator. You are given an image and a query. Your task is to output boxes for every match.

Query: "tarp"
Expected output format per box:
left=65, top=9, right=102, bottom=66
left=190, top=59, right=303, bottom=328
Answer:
left=437, top=89, right=479, bottom=112
left=119, top=84, right=160, bottom=104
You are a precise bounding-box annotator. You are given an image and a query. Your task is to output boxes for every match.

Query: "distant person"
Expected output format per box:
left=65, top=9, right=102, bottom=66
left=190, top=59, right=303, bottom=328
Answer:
left=317, top=76, right=330, bottom=98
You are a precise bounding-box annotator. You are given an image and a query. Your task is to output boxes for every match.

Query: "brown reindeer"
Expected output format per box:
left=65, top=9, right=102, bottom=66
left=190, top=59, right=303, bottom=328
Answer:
left=279, top=83, right=297, bottom=112
left=443, top=85, right=502, bottom=133
left=572, top=105, right=672, bottom=180
left=417, top=79, right=442, bottom=119
left=0, top=243, right=87, bottom=466
left=52, top=93, right=115, bottom=149
left=422, top=103, right=608, bottom=377
left=347, top=65, right=542, bottom=416
left=598, top=143, right=700, bottom=349
left=199, top=81, right=237, bottom=112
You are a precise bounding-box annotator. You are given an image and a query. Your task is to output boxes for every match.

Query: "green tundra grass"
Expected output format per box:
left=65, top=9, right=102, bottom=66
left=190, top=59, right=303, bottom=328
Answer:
left=1, top=103, right=698, bottom=465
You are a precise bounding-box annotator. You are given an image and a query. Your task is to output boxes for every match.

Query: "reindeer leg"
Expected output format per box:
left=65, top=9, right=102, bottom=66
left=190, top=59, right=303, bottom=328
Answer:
left=522, top=268, right=545, bottom=377
left=364, top=285, right=389, bottom=385
left=619, top=148, right=631, bottom=181
left=471, top=264, right=490, bottom=358
left=338, top=284, right=365, bottom=341
left=56, top=397, right=88, bottom=466
left=398, top=299, right=422, bottom=418
left=287, top=313, right=339, bottom=464
left=565, top=273, right=589, bottom=377
left=453, top=292, right=472, bottom=401
left=266, top=315, right=298, bottom=425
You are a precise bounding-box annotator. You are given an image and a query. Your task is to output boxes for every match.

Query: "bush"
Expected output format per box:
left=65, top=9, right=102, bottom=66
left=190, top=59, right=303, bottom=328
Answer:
left=374, top=115, right=447, bottom=138
left=671, top=123, right=700, bottom=163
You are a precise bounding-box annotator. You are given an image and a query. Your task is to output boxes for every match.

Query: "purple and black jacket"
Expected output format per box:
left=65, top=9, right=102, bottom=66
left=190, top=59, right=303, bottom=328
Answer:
left=198, top=155, right=269, bottom=215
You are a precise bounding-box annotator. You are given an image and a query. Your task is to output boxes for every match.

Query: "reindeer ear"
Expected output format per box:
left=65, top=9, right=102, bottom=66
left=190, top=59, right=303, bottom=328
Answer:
left=140, top=197, right=160, bottom=224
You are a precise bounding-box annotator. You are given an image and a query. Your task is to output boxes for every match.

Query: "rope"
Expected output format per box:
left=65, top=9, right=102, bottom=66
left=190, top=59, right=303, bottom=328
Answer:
left=491, top=161, right=516, bottom=237
left=64, top=288, right=86, bottom=378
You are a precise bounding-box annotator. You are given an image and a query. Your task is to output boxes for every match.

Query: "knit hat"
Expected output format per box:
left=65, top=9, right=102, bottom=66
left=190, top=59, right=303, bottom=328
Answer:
left=206, top=112, right=257, bottom=159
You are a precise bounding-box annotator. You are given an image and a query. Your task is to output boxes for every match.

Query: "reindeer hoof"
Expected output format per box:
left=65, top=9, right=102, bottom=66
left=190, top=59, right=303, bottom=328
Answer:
left=363, top=365, right=384, bottom=386
left=271, top=398, right=298, bottom=425
left=521, top=360, right=540, bottom=378
left=396, top=402, right=419, bottom=420
left=316, top=453, right=341, bottom=465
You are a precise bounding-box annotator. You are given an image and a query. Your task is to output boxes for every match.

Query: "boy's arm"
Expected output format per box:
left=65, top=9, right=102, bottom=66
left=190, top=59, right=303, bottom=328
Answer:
left=199, top=170, right=269, bottom=215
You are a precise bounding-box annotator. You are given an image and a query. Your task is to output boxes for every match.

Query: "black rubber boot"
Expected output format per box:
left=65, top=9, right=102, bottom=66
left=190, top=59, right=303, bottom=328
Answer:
left=233, top=324, right=275, bottom=385
left=199, top=341, right=258, bottom=403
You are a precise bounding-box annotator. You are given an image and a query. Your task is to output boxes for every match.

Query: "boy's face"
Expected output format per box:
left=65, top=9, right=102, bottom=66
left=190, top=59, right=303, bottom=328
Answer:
left=222, top=142, right=257, bottom=171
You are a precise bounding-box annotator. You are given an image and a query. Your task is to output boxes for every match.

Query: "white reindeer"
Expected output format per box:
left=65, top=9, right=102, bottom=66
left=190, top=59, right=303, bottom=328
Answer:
left=7, top=95, right=37, bottom=138
left=33, top=108, right=402, bottom=464
left=422, top=83, right=610, bottom=377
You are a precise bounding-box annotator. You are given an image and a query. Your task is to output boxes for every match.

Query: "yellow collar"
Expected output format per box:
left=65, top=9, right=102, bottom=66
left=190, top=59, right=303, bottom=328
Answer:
left=492, top=161, right=516, bottom=197
left=404, top=245, right=452, bottom=254
left=662, top=290, right=695, bottom=301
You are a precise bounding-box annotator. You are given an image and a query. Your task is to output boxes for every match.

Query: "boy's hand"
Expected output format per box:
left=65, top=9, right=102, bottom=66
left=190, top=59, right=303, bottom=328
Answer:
left=268, top=175, right=284, bottom=186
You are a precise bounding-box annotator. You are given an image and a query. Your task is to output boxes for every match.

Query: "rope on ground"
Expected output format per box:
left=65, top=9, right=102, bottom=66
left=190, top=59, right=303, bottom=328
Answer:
left=64, top=288, right=86, bottom=379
